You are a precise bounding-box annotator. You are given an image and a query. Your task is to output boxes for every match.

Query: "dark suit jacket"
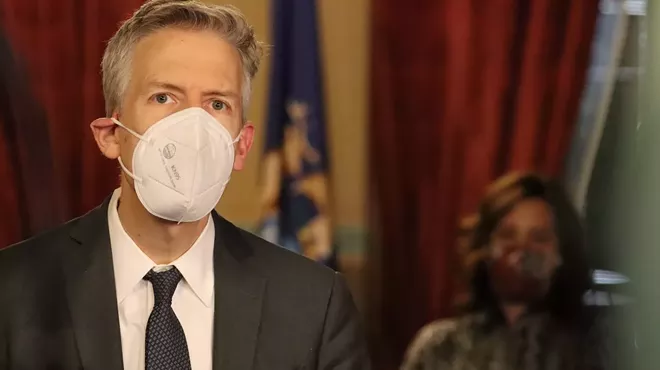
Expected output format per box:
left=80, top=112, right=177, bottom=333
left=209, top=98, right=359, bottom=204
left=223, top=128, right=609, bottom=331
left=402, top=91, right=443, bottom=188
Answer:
left=0, top=199, right=370, bottom=370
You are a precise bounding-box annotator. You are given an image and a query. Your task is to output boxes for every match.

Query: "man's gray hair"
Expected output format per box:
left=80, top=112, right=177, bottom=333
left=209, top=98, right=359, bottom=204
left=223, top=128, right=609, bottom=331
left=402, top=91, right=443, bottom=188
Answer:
left=101, top=0, right=264, bottom=117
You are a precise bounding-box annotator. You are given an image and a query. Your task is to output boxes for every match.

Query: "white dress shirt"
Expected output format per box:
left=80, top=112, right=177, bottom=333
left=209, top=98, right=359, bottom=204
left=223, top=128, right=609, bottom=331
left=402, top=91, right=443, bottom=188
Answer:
left=107, top=188, right=215, bottom=370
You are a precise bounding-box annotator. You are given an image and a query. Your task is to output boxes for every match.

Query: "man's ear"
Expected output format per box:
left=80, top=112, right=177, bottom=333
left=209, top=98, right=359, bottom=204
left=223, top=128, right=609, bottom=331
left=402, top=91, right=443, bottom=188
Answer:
left=90, top=117, right=121, bottom=159
left=233, top=122, right=254, bottom=171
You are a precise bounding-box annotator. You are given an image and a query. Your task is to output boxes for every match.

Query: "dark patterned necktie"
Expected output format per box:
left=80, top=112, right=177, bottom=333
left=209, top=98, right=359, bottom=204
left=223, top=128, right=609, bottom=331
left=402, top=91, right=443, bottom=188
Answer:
left=143, top=266, right=192, bottom=370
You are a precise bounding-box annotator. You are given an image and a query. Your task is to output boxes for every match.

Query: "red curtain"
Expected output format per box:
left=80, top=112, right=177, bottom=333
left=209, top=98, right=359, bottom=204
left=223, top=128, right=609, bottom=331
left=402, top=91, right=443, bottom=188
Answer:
left=0, top=32, right=61, bottom=247
left=0, top=115, right=22, bottom=247
left=0, top=0, right=143, bottom=247
left=369, top=0, right=599, bottom=366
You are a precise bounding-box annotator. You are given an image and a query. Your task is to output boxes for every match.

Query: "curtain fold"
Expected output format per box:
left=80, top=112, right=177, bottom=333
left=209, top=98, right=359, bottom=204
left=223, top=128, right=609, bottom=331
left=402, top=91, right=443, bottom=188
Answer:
left=369, top=0, right=600, bottom=366
left=0, top=0, right=143, bottom=247
left=0, top=32, right=60, bottom=247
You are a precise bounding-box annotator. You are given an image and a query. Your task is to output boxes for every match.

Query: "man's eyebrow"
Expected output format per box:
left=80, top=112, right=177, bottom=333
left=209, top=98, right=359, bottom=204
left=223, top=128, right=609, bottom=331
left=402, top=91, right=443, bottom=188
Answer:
left=146, top=81, right=240, bottom=101
left=202, top=89, right=241, bottom=101
left=147, top=81, right=186, bottom=95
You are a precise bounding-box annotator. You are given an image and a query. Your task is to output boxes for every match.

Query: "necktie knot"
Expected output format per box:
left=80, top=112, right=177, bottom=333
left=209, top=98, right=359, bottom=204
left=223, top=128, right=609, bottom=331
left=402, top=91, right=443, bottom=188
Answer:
left=144, top=266, right=182, bottom=305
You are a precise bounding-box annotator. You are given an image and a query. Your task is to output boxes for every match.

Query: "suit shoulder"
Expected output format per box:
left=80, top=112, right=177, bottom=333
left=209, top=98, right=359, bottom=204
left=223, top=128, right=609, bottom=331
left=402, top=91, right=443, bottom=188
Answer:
left=0, top=215, right=83, bottom=269
left=238, top=228, right=337, bottom=286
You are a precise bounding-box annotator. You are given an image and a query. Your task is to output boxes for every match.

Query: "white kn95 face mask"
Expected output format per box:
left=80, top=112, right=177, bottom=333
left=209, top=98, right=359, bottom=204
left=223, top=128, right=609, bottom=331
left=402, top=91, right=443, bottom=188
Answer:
left=111, top=107, right=240, bottom=223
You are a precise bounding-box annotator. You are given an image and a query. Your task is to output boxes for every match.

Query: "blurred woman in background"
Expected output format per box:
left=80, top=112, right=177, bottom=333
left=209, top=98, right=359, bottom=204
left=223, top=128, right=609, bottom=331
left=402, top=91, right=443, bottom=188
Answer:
left=401, top=173, right=608, bottom=370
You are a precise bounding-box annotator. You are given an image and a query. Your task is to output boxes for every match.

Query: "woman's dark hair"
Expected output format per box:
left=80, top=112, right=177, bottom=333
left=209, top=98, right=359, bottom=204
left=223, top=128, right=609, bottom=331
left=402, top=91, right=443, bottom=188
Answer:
left=468, top=172, right=593, bottom=327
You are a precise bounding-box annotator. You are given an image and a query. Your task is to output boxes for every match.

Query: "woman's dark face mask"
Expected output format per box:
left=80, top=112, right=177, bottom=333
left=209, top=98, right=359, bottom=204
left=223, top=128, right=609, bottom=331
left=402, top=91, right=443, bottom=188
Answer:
left=486, top=199, right=562, bottom=305
left=488, top=248, right=555, bottom=304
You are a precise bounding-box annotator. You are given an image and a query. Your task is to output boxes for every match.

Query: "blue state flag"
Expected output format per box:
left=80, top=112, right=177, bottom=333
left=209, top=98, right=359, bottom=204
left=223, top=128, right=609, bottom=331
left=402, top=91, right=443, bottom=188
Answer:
left=258, top=0, right=336, bottom=268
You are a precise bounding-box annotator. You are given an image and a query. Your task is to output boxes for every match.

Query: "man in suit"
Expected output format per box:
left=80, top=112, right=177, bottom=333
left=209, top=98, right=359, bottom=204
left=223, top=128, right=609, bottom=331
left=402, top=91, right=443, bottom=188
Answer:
left=0, top=1, right=370, bottom=369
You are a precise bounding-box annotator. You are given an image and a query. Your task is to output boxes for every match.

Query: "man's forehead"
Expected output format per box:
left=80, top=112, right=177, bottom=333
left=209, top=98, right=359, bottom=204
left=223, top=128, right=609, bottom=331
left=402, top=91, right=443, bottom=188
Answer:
left=130, top=28, right=243, bottom=91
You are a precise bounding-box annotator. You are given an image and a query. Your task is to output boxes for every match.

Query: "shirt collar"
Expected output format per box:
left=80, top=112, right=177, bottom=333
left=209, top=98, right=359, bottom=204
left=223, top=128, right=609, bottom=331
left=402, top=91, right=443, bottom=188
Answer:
left=171, top=215, right=215, bottom=307
left=108, top=188, right=215, bottom=307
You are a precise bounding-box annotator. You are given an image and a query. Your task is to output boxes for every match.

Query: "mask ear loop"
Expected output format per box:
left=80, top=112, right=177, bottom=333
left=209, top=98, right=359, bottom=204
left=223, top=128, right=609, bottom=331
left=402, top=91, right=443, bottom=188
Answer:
left=223, top=129, right=242, bottom=183
left=111, top=117, right=147, bottom=141
left=218, top=129, right=242, bottom=172
left=176, top=213, right=186, bottom=225
left=117, top=157, right=144, bottom=183
left=231, top=129, right=243, bottom=145
left=111, top=117, right=145, bottom=183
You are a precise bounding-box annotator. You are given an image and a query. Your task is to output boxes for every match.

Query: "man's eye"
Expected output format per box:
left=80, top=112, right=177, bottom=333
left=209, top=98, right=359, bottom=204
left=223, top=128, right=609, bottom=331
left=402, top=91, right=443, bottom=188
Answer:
left=153, top=94, right=172, bottom=104
left=211, top=100, right=226, bottom=111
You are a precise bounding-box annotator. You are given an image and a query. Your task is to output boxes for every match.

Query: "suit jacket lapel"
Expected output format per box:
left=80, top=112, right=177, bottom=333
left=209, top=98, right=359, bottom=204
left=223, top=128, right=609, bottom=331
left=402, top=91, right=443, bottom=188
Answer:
left=63, top=200, right=124, bottom=370
left=212, top=212, right=266, bottom=370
